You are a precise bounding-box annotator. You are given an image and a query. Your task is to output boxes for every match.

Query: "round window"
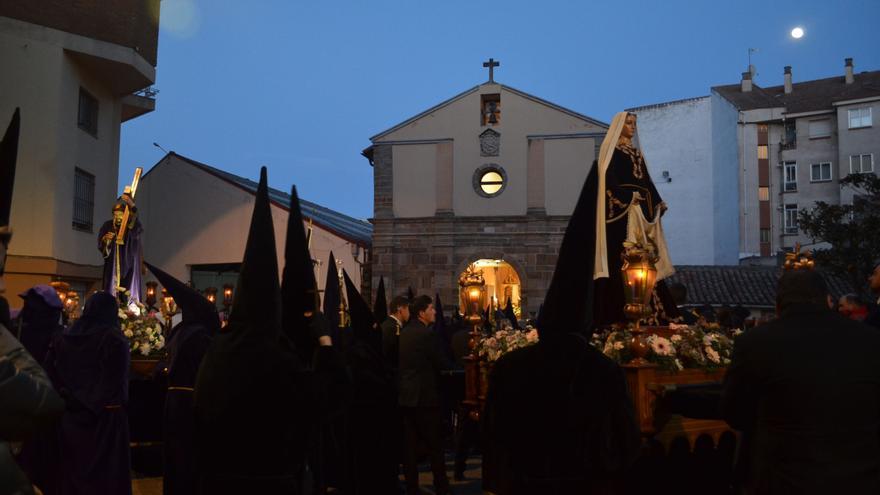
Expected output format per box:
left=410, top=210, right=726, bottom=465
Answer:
left=473, top=165, right=507, bottom=198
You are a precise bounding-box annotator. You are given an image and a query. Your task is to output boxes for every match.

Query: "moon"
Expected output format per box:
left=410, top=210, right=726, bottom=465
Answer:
left=791, top=27, right=805, bottom=39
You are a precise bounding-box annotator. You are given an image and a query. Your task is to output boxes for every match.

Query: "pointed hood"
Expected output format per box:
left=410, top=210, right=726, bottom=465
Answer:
left=434, top=292, right=449, bottom=339
left=0, top=108, right=20, bottom=230
left=226, top=167, right=282, bottom=337
left=0, top=108, right=20, bottom=275
left=373, top=276, right=388, bottom=324
left=343, top=269, right=381, bottom=352
left=145, top=261, right=220, bottom=334
left=537, top=163, right=599, bottom=340
left=322, top=251, right=341, bottom=330
left=281, top=185, right=318, bottom=353
left=504, top=298, right=520, bottom=329
left=407, top=286, right=415, bottom=301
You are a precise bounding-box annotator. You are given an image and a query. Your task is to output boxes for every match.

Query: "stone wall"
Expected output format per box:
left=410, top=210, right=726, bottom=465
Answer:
left=372, top=214, right=570, bottom=318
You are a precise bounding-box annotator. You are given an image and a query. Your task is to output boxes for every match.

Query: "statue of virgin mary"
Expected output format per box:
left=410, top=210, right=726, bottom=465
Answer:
left=592, top=111, right=679, bottom=326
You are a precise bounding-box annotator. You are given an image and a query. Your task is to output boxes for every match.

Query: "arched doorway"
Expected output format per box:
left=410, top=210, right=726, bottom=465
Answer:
left=459, top=259, right=522, bottom=318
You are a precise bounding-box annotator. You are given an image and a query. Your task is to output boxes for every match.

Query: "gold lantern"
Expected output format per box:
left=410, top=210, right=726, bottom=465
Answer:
left=145, top=281, right=158, bottom=309
left=621, top=242, right=659, bottom=365
left=459, top=264, right=486, bottom=324
left=160, top=287, right=178, bottom=331
left=204, top=287, right=218, bottom=305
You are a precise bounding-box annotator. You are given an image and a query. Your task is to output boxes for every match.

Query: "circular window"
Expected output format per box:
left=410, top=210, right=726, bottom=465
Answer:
left=473, top=165, right=507, bottom=198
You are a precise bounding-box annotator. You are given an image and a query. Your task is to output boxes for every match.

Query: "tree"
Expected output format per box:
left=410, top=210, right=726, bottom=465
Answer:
left=798, top=173, right=880, bottom=297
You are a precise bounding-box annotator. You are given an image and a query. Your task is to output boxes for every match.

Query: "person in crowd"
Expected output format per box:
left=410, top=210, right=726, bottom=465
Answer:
left=482, top=160, right=641, bottom=494
left=43, top=291, right=133, bottom=494
left=16, top=285, right=64, bottom=363
left=722, top=269, right=880, bottom=494
left=399, top=294, right=454, bottom=495
left=1, top=107, right=65, bottom=495
left=864, top=263, right=880, bottom=329
left=194, top=169, right=346, bottom=493
left=145, top=262, right=218, bottom=495
left=838, top=293, right=869, bottom=321
left=382, top=295, right=410, bottom=372
left=341, top=270, right=400, bottom=494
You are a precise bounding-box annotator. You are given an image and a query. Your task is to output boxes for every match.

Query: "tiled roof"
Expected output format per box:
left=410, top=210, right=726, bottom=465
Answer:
left=712, top=70, right=880, bottom=114
left=160, top=152, right=372, bottom=246
left=667, top=265, right=857, bottom=308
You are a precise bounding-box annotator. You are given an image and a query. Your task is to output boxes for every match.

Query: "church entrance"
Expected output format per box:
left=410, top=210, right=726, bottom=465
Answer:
left=459, top=259, right=522, bottom=318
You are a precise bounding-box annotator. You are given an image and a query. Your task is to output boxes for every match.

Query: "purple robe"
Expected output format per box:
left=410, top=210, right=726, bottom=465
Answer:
left=163, top=321, right=211, bottom=495
left=98, top=219, right=144, bottom=302
left=44, top=292, right=132, bottom=495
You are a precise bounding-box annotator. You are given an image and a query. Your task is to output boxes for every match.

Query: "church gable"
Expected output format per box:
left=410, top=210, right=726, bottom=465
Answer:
left=371, top=83, right=607, bottom=144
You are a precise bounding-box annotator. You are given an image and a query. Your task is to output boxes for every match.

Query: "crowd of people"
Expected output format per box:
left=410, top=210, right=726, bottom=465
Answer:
left=4, top=107, right=880, bottom=495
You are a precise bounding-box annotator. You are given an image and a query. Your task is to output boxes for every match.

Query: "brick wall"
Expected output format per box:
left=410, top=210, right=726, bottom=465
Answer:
left=1, top=0, right=161, bottom=66
left=372, top=214, right=570, bottom=318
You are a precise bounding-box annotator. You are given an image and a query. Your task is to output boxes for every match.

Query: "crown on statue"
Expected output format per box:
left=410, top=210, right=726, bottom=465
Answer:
left=459, top=264, right=485, bottom=288
left=783, top=243, right=815, bottom=271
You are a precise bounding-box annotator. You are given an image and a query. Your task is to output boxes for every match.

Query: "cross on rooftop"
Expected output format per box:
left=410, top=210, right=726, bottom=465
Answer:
left=483, top=58, right=500, bottom=83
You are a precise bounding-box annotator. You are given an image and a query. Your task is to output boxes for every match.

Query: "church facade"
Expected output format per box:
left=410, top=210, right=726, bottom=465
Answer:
left=364, top=77, right=607, bottom=318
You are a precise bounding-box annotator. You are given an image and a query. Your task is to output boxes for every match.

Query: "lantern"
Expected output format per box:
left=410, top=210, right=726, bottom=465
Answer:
left=222, top=284, right=234, bottom=307
left=621, top=246, right=659, bottom=327
left=145, top=281, right=158, bottom=308
left=204, top=287, right=218, bottom=305
left=160, top=288, right=178, bottom=331
left=459, top=264, right=486, bottom=322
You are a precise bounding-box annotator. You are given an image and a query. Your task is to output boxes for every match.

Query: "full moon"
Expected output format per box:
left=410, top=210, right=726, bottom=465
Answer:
left=791, top=27, right=805, bottom=39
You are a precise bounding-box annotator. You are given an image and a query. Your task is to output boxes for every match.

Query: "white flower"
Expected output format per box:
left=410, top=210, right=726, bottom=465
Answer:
left=670, top=334, right=682, bottom=343
left=613, top=341, right=625, bottom=351
left=139, top=343, right=151, bottom=356
left=118, top=309, right=127, bottom=319
left=705, top=346, right=721, bottom=363
left=733, top=329, right=744, bottom=336
left=154, top=339, right=164, bottom=350
left=123, top=329, right=133, bottom=338
left=649, top=335, right=675, bottom=356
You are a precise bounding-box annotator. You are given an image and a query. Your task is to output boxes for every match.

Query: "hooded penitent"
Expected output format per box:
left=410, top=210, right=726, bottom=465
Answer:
left=17, top=285, right=64, bottom=363
left=537, top=161, right=599, bottom=340
left=0, top=108, right=20, bottom=277
left=145, top=261, right=217, bottom=495
left=503, top=297, right=520, bottom=330
left=482, top=163, right=641, bottom=494
left=343, top=270, right=381, bottom=353
left=322, top=251, right=343, bottom=337
left=281, top=185, right=319, bottom=360
left=373, top=276, right=388, bottom=325
left=194, top=167, right=308, bottom=492
left=340, top=269, right=399, bottom=493
left=43, top=291, right=133, bottom=494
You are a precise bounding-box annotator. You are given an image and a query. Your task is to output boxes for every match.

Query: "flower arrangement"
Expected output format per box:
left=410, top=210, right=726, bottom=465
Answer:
left=476, top=326, right=539, bottom=362
left=591, top=322, right=737, bottom=372
left=117, top=289, right=166, bottom=357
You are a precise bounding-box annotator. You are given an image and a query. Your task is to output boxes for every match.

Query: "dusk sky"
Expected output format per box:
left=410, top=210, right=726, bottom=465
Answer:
left=119, top=0, right=880, bottom=220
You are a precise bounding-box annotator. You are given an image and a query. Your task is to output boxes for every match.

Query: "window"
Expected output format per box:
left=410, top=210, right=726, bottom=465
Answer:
left=848, top=107, right=872, bottom=129
left=784, top=204, right=798, bottom=234
left=481, top=94, right=501, bottom=126
left=757, top=145, right=768, bottom=160
left=783, top=162, right=797, bottom=191
left=72, top=168, right=95, bottom=231
left=473, top=164, right=507, bottom=198
left=759, top=228, right=771, bottom=244
left=783, top=120, right=797, bottom=149
left=850, top=154, right=874, bottom=174
left=77, top=88, right=98, bottom=136
left=758, top=186, right=769, bottom=201
left=810, top=162, right=832, bottom=182
left=808, top=119, right=831, bottom=139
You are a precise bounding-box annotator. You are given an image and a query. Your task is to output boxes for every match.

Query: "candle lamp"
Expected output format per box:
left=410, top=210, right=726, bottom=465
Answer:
left=160, top=288, right=178, bottom=332
left=620, top=242, right=659, bottom=365
left=204, top=287, right=218, bottom=305
left=145, top=281, right=158, bottom=309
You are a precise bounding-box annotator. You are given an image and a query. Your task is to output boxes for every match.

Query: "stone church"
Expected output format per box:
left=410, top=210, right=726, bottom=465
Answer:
left=363, top=62, right=608, bottom=318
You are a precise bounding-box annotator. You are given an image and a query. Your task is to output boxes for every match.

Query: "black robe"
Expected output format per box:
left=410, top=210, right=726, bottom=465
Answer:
left=594, top=146, right=679, bottom=326
left=163, top=321, right=212, bottom=495
left=44, top=292, right=132, bottom=495
left=341, top=337, right=399, bottom=494
left=482, top=333, right=641, bottom=494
